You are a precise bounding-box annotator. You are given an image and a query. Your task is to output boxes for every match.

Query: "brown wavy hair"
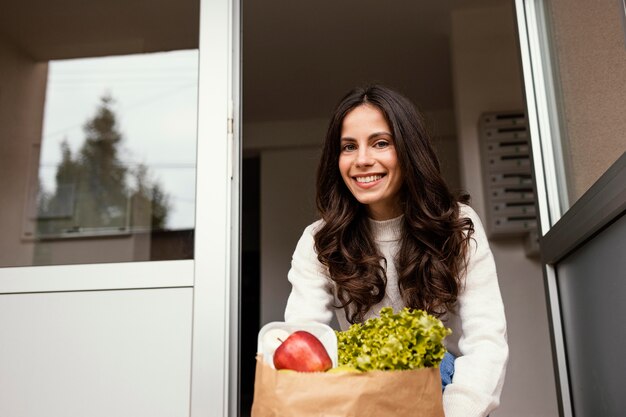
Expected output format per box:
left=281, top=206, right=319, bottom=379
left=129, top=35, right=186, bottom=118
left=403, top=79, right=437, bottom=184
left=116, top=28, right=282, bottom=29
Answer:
left=315, top=85, right=474, bottom=324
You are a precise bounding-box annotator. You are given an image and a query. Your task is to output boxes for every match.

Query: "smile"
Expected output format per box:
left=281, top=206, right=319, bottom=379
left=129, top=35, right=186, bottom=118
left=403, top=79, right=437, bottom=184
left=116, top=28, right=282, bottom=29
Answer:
left=354, top=174, right=384, bottom=183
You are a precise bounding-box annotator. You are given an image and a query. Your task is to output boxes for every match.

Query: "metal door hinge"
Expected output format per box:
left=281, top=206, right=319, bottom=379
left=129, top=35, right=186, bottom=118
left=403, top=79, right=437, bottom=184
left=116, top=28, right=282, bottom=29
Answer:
left=227, top=99, right=234, bottom=135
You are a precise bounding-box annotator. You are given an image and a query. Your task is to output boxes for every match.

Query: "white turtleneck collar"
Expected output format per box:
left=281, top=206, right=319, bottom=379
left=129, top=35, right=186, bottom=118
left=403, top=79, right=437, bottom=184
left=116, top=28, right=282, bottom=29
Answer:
left=368, top=215, right=403, bottom=242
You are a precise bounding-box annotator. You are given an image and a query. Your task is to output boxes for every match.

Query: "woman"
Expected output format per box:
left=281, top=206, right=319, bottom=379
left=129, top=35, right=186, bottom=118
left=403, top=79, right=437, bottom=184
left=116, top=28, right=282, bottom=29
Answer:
left=284, top=85, right=508, bottom=417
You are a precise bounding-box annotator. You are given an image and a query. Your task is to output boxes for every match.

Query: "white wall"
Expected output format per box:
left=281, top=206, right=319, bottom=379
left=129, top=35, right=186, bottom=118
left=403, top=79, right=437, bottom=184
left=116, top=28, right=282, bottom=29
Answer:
left=247, top=117, right=326, bottom=325
left=259, top=146, right=321, bottom=325
left=451, top=4, right=559, bottom=417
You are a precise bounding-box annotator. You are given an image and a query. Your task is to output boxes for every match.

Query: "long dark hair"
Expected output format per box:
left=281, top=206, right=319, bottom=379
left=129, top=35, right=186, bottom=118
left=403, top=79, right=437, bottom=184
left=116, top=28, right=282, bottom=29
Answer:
left=315, top=85, right=474, bottom=324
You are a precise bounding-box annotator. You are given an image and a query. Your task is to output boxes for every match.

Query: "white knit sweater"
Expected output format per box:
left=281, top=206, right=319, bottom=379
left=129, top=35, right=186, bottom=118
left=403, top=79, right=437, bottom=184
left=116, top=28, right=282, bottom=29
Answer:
left=284, top=204, right=508, bottom=417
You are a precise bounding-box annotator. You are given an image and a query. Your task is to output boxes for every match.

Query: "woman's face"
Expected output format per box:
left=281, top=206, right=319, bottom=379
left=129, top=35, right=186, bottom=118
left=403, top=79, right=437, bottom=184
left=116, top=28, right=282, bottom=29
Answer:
left=338, top=104, right=403, bottom=220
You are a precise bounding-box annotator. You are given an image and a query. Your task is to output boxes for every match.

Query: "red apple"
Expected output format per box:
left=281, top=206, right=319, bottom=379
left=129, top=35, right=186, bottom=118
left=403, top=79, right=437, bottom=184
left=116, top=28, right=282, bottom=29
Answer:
left=273, top=331, right=332, bottom=372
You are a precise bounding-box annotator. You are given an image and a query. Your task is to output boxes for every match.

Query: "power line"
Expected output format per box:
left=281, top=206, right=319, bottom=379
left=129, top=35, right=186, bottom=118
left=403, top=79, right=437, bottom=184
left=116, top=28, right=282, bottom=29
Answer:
left=43, top=82, right=197, bottom=139
left=49, top=77, right=197, bottom=84
left=50, top=66, right=198, bottom=74
left=40, top=162, right=196, bottom=169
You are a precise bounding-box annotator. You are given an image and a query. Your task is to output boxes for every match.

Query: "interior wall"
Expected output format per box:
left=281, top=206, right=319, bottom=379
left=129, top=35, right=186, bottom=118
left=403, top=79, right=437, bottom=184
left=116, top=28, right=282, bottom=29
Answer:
left=424, top=109, right=462, bottom=193
left=451, top=4, right=559, bottom=417
left=248, top=118, right=326, bottom=326
left=259, top=145, right=321, bottom=325
left=548, top=0, right=626, bottom=204
left=0, top=36, right=47, bottom=267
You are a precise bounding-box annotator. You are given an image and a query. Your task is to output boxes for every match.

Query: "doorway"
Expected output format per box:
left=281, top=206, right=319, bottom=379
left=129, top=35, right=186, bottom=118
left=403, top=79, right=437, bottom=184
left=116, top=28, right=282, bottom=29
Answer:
left=239, top=1, right=558, bottom=417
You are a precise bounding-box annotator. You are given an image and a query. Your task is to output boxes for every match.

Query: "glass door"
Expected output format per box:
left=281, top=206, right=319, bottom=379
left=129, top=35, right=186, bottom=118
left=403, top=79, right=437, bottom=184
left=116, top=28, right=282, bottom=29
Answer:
left=0, top=0, right=238, bottom=415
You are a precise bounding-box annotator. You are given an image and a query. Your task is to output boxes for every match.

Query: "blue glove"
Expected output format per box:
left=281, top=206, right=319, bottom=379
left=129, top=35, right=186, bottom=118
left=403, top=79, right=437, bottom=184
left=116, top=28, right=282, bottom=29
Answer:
left=440, top=351, right=455, bottom=391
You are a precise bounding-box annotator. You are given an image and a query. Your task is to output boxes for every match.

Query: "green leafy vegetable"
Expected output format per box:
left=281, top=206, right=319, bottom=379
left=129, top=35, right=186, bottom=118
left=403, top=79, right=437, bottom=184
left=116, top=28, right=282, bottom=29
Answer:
left=335, top=307, right=451, bottom=371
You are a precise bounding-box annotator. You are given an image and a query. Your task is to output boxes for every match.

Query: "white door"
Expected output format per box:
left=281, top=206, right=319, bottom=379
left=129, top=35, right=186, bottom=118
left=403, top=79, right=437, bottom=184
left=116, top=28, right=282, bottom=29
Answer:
left=0, top=0, right=239, bottom=416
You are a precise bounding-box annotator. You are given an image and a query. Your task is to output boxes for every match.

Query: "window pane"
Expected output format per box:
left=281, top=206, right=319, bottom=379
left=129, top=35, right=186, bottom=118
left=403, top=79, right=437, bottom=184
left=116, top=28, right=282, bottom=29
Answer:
left=0, top=0, right=198, bottom=267
left=544, top=0, right=626, bottom=210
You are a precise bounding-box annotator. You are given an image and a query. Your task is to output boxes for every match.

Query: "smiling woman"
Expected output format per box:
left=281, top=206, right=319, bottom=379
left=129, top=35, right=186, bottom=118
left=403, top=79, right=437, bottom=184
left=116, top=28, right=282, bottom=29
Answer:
left=338, top=104, right=403, bottom=221
left=284, top=85, right=509, bottom=417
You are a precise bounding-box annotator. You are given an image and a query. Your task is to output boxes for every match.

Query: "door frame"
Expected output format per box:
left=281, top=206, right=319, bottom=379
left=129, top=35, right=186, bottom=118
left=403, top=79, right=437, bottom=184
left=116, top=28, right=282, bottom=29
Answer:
left=0, top=0, right=240, bottom=415
left=514, top=1, right=573, bottom=416
left=189, top=0, right=240, bottom=415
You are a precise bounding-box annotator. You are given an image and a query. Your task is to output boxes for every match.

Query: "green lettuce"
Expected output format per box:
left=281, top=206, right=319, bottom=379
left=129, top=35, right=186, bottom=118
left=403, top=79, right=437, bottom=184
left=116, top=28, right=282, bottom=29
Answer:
left=335, top=307, right=451, bottom=371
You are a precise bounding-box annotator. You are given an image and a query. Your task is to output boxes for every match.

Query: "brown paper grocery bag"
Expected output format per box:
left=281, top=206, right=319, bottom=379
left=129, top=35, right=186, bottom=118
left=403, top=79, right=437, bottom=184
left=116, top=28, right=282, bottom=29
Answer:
left=251, top=355, right=444, bottom=417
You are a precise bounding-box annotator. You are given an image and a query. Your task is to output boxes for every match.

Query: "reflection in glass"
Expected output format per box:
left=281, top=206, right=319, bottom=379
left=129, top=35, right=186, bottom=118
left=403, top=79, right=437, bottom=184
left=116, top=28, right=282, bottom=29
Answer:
left=0, top=0, right=199, bottom=268
left=36, top=53, right=197, bottom=237
left=26, top=52, right=198, bottom=266
left=37, top=94, right=152, bottom=237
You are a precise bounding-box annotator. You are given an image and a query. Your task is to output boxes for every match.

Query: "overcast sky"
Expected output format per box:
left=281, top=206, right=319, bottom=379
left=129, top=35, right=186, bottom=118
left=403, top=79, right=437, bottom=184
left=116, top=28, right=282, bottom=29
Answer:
left=40, top=49, right=198, bottom=230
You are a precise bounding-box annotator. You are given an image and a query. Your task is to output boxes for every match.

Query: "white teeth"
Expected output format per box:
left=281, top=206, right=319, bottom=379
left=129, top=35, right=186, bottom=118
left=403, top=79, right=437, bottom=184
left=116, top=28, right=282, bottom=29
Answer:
left=355, top=175, right=383, bottom=183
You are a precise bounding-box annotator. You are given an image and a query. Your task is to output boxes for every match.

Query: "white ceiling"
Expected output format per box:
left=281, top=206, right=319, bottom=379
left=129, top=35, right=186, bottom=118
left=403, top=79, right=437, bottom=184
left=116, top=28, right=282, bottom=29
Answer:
left=243, top=0, right=508, bottom=122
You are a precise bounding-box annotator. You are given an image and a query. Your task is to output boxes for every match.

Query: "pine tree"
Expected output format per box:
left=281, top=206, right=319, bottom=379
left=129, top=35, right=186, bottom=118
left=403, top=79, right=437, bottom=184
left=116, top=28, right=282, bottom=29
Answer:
left=38, top=94, right=170, bottom=235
